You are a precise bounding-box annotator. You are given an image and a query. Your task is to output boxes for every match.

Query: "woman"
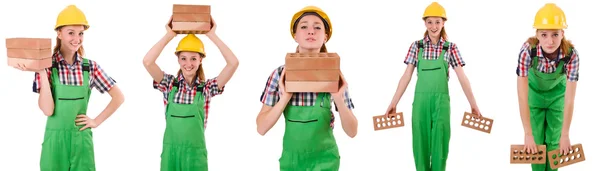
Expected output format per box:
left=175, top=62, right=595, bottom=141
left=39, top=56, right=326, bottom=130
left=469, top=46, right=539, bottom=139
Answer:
left=384, top=2, right=482, bottom=171
left=516, top=3, right=578, bottom=171
left=255, top=5, right=358, bottom=171
left=143, top=15, right=239, bottom=171
left=18, top=5, right=125, bottom=171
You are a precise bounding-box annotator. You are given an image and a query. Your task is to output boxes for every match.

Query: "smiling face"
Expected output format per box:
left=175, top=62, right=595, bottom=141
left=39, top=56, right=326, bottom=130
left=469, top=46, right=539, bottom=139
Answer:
left=294, top=14, right=328, bottom=51
left=177, top=51, right=203, bottom=78
left=424, top=17, right=445, bottom=38
left=56, top=25, right=85, bottom=53
left=536, top=29, right=563, bottom=53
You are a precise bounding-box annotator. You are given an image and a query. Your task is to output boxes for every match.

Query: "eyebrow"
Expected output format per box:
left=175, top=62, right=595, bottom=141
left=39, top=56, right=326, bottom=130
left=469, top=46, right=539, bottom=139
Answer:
left=299, top=21, right=323, bottom=25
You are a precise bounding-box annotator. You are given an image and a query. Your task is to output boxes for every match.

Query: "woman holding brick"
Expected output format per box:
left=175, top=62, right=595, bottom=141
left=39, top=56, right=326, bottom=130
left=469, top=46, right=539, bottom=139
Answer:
left=255, top=5, right=358, bottom=171
left=383, top=2, right=483, bottom=171
left=142, top=15, right=239, bottom=171
left=516, top=3, right=579, bottom=171
left=15, top=5, right=125, bottom=171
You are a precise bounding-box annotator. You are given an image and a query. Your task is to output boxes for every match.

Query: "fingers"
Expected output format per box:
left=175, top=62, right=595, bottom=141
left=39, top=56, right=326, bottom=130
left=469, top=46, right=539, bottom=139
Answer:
left=79, top=125, right=90, bottom=131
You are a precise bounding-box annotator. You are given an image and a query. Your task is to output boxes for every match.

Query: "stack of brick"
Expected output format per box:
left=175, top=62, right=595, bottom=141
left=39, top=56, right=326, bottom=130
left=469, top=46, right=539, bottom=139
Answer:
left=284, top=53, right=341, bottom=92
left=171, top=4, right=212, bottom=34
left=6, top=38, right=52, bottom=71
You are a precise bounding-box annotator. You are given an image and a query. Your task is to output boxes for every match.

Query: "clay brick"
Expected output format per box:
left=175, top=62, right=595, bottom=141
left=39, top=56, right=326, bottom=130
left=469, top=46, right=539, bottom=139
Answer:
left=171, top=22, right=212, bottom=34
left=285, top=70, right=339, bottom=81
left=373, top=112, right=404, bottom=131
left=285, top=53, right=340, bottom=70
left=172, top=13, right=211, bottom=22
left=173, top=4, right=211, bottom=14
left=7, top=57, right=52, bottom=71
left=6, top=49, right=52, bottom=59
left=548, top=144, right=585, bottom=169
left=461, top=112, right=494, bottom=133
left=510, top=145, right=547, bottom=164
left=5, top=38, right=51, bottom=49
left=285, top=81, right=338, bottom=92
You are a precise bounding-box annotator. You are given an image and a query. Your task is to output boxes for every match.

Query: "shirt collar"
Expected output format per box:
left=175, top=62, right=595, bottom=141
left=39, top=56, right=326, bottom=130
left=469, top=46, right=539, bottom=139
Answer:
left=536, top=44, right=564, bottom=61
left=177, top=72, right=202, bottom=87
left=423, top=35, right=447, bottom=45
left=54, top=51, right=82, bottom=64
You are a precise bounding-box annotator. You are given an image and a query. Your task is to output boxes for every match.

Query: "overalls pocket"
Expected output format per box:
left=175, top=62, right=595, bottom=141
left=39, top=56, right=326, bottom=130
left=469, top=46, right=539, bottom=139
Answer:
left=170, top=115, right=195, bottom=118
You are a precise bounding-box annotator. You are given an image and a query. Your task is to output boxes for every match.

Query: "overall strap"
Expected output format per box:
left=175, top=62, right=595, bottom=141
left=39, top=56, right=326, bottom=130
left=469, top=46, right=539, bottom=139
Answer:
left=50, top=58, right=91, bottom=86
left=530, top=46, right=572, bottom=74
left=316, top=93, right=331, bottom=108
left=438, top=41, right=450, bottom=60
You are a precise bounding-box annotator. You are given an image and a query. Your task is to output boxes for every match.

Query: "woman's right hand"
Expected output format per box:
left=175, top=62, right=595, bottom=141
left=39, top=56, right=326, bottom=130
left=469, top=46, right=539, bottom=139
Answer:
left=524, top=134, right=538, bottom=154
left=165, top=15, right=176, bottom=37
left=278, top=69, right=292, bottom=100
left=14, top=63, right=44, bottom=73
left=385, top=104, right=397, bottom=118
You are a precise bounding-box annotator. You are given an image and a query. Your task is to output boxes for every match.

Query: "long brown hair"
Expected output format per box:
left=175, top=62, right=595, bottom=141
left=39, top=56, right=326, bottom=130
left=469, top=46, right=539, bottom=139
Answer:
left=175, top=52, right=206, bottom=83
left=423, top=27, right=448, bottom=40
left=295, top=44, right=328, bottom=53
left=53, top=27, right=85, bottom=57
left=526, top=32, right=574, bottom=57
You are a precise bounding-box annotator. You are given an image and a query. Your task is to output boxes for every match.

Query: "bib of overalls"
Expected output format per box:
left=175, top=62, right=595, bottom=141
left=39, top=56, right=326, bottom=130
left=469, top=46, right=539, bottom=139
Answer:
left=163, top=81, right=206, bottom=148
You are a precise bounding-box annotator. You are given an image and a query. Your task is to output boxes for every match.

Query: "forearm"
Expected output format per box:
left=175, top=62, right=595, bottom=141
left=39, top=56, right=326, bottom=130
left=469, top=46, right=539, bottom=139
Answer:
left=37, top=71, right=54, bottom=116
left=517, top=77, right=532, bottom=135
left=207, top=34, right=239, bottom=66
left=333, top=95, right=358, bottom=138
left=256, top=96, right=291, bottom=135
left=390, top=69, right=413, bottom=105
left=562, top=82, right=577, bottom=135
left=456, top=71, right=478, bottom=108
left=93, top=87, right=124, bottom=126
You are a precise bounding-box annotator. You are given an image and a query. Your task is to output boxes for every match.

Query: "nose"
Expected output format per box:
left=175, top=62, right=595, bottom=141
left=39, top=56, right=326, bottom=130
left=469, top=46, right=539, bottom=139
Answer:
left=307, top=28, right=315, bottom=35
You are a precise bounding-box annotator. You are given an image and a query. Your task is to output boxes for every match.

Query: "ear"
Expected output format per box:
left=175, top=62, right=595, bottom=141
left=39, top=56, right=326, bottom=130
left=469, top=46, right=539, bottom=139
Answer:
left=56, top=30, right=62, bottom=40
left=324, top=34, right=328, bottom=42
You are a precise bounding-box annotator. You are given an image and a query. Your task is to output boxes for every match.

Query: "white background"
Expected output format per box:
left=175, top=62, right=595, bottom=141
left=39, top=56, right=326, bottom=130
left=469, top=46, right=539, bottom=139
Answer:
left=0, top=0, right=596, bottom=170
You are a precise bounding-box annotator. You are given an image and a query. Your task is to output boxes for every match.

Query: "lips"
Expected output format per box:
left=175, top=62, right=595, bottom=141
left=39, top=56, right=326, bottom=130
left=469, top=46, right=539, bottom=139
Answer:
left=306, top=37, right=316, bottom=42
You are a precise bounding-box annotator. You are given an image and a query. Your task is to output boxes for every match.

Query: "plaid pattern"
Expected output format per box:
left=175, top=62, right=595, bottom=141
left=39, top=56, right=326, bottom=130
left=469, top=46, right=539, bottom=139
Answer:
left=259, top=65, right=355, bottom=128
left=33, top=52, right=116, bottom=94
left=403, top=36, right=466, bottom=75
left=153, top=72, right=224, bottom=128
left=516, top=42, right=580, bottom=82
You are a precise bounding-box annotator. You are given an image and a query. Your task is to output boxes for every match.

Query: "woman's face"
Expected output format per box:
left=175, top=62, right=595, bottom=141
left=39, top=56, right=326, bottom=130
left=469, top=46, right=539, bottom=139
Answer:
left=536, top=29, right=563, bottom=53
left=57, top=25, right=85, bottom=53
left=424, top=17, right=445, bottom=38
left=178, top=51, right=203, bottom=77
left=294, top=15, right=328, bottom=51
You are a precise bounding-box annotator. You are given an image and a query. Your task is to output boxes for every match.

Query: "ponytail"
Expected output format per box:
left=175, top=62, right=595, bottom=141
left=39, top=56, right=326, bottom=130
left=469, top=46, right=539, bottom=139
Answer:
left=423, top=27, right=448, bottom=40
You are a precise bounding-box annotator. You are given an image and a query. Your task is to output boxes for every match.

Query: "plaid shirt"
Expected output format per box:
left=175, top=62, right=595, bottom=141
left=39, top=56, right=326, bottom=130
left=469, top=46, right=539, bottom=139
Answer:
left=32, top=52, right=116, bottom=94
left=516, top=42, right=580, bottom=82
left=153, top=72, right=224, bottom=128
left=259, top=65, right=355, bottom=128
left=403, top=36, right=466, bottom=75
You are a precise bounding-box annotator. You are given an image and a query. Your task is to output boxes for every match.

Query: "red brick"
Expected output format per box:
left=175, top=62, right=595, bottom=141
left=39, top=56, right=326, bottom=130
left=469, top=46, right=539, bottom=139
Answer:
left=7, top=48, right=52, bottom=59
left=7, top=57, right=52, bottom=71
left=284, top=81, right=339, bottom=93
left=173, top=4, right=210, bottom=14
left=171, top=22, right=212, bottom=34
left=285, top=53, right=340, bottom=70
left=5, top=38, right=51, bottom=49
left=173, top=13, right=211, bottom=22
left=286, top=70, right=339, bottom=81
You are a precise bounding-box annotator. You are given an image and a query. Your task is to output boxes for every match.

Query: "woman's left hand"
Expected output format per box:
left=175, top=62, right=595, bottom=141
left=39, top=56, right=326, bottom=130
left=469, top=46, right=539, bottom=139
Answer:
left=331, top=72, right=347, bottom=99
left=205, top=16, right=217, bottom=37
left=75, top=114, right=98, bottom=131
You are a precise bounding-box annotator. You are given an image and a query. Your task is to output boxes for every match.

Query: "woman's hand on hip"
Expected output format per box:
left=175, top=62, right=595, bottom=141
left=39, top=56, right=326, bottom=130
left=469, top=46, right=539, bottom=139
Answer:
left=75, top=114, right=98, bottom=131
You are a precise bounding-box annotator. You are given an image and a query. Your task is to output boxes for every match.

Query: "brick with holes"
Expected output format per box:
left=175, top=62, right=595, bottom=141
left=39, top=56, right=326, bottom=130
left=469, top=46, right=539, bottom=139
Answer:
left=284, top=53, right=341, bottom=92
left=510, top=145, right=547, bottom=164
left=373, top=112, right=404, bottom=131
left=5, top=38, right=52, bottom=71
left=548, top=143, right=585, bottom=169
left=171, top=4, right=212, bottom=34
left=461, top=112, right=494, bottom=133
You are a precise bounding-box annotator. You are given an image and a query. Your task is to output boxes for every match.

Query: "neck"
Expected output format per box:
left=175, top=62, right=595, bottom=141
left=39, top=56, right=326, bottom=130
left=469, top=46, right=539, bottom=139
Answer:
left=429, top=34, right=440, bottom=45
left=298, top=47, right=320, bottom=53
left=60, top=47, right=76, bottom=64
left=542, top=48, right=560, bottom=60
left=183, top=74, right=195, bottom=86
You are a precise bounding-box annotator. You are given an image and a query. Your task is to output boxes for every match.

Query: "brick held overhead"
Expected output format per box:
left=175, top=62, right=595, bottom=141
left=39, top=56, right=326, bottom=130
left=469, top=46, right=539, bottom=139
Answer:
left=171, top=4, right=212, bottom=34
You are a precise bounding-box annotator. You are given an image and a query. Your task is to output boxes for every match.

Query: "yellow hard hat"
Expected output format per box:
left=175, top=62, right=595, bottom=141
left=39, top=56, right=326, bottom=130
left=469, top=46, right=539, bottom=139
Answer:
left=175, top=34, right=206, bottom=56
left=290, top=6, right=333, bottom=41
left=55, top=5, right=89, bottom=30
left=533, top=3, right=567, bottom=29
left=422, top=2, right=447, bottom=20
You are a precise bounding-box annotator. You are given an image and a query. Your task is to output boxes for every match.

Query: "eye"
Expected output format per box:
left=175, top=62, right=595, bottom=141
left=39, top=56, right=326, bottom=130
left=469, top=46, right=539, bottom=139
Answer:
left=315, top=26, right=322, bottom=30
left=79, top=32, right=84, bottom=36
left=69, top=32, right=74, bottom=35
left=192, top=57, right=197, bottom=61
left=552, top=33, right=559, bottom=37
left=427, top=21, right=432, bottom=24
left=436, top=21, right=440, bottom=24
left=300, top=26, right=307, bottom=29
left=541, top=33, right=547, bottom=37
left=181, top=57, right=186, bottom=60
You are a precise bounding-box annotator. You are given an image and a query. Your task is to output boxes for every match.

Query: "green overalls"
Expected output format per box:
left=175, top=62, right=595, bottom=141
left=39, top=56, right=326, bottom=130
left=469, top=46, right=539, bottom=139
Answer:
left=279, top=93, right=340, bottom=171
left=40, top=58, right=96, bottom=171
left=160, top=81, right=208, bottom=171
left=528, top=46, right=570, bottom=171
left=411, top=40, right=452, bottom=171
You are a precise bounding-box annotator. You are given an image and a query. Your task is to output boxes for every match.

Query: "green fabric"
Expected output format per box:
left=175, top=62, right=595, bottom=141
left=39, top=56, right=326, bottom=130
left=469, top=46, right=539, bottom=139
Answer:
left=279, top=93, right=340, bottom=171
left=161, top=84, right=208, bottom=171
left=40, top=59, right=95, bottom=171
left=411, top=40, right=451, bottom=171
left=528, top=50, right=567, bottom=171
